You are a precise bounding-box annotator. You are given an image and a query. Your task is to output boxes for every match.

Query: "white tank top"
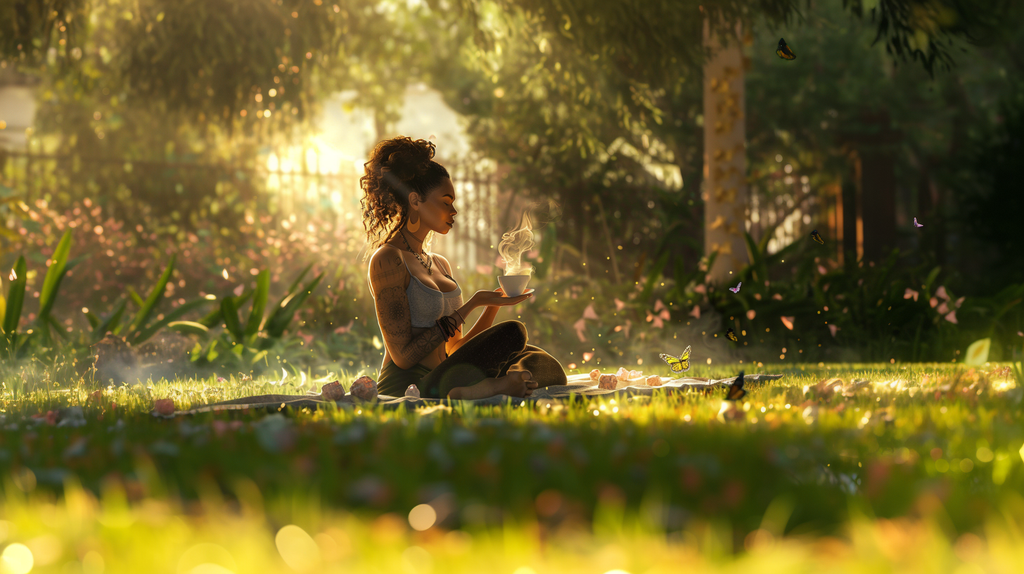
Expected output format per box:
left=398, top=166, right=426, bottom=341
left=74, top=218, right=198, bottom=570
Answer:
left=402, top=255, right=463, bottom=328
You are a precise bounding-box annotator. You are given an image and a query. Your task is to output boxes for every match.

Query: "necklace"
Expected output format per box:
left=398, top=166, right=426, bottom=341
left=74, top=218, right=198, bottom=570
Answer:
left=398, top=229, right=455, bottom=281
left=399, top=229, right=433, bottom=275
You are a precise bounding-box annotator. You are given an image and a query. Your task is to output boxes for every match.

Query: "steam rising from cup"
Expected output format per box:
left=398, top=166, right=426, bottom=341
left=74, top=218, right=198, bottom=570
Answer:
left=498, top=211, right=535, bottom=276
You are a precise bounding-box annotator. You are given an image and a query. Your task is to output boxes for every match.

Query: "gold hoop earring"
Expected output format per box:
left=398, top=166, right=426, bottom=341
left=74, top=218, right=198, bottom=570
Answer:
left=407, top=211, right=421, bottom=233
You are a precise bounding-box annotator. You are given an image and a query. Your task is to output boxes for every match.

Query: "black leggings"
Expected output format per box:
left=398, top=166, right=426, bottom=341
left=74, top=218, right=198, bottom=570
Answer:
left=377, top=321, right=567, bottom=399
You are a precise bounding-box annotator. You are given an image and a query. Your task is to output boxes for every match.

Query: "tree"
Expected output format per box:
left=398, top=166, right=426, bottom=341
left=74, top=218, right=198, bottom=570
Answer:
left=447, top=0, right=1022, bottom=282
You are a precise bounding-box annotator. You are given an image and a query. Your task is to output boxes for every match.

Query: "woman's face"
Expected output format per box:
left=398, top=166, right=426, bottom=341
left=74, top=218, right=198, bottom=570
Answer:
left=412, top=178, right=458, bottom=235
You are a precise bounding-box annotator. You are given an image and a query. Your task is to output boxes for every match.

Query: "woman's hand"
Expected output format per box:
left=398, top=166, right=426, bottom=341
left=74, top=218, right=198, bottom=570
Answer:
left=469, top=288, right=533, bottom=309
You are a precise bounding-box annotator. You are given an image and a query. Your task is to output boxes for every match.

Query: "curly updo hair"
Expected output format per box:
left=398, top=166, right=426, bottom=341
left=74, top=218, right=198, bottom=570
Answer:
left=360, top=136, right=450, bottom=260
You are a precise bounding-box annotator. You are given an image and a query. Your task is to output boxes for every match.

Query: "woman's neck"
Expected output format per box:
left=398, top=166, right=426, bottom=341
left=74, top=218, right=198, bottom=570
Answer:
left=399, top=227, right=427, bottom=254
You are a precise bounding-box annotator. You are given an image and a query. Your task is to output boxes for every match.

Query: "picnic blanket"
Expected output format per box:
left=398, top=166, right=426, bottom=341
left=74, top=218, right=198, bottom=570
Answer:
left=173, top=373, right=784, bottom=416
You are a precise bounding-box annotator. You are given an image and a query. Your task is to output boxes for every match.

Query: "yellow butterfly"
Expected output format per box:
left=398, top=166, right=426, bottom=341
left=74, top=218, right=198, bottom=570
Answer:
left=776, top=38, right=796, bottom=60
left=726, top=328, right=739, bottom=342
left=810, top=230, right=825, bottom=245
left=659, top=345, right=691, bottom=373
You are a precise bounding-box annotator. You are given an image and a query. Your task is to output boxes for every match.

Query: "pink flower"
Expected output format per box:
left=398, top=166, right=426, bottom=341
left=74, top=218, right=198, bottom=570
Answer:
left=955, top=296, right=965, bottom=308
left=693, top=284, right=707, bottom=295
left=582, top=304, right=599, bottom=321
left=944, top=310, right=958, bottom=324
left=654, top=299, right=667, bottom=312
left=930, top=297, right=939, bottom=308
left=781, top=316, right=795, bottom=330
left=936, top=286, right=949, bottom=300
left=904, top=288, right=919, bottom=302
left=937, top=302, right=949, bottom=315
left=690, top=306, right=701, bottom=319
left=614, top=298, right=626, bottom=311
left=334, top=319, right=354, bottom=334
left=573, top=318, right=588, bottom=342
left=828, top=324, right=839, bottom=338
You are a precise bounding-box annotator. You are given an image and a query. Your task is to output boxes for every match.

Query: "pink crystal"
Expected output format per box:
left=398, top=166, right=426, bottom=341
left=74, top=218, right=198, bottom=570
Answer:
left=615, top=367, right=629, bottom=378
left=405, top=384, right=421, bottom=399
left=599, top=374, right=618, bottom=390
left=646, top=375, right=663, bottom=387
left=350, top=376, right=379, bottom=401
left=154, top=398, right=175, bottom=416
left=589, top=368, right=602, bottom=380
left=321, top=380, right=345, bottom=401
left=628, top=370, right=643, bottom=379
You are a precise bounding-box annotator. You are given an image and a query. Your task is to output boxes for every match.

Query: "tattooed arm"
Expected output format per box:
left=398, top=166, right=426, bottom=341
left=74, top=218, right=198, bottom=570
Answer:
left=368, top=247, right=451, bottom=370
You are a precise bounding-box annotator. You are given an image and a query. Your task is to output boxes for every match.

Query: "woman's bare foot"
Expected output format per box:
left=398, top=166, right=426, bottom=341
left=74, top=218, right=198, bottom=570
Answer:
left=447, top=370, right=537, bottom=400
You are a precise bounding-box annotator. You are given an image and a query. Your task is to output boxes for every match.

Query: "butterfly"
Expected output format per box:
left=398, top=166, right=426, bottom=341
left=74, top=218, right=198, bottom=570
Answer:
left=726, top=328, right=739, bottom=342
left=729, top=282, right=742, bottom=293
left=724, top=371, right=747, bottom=401
left=776, top=38, right=796, bottom=60
left=810, top=230, right=824, bottom=245
left=913, top=217, right=924, bottom=228
left=659, top=345, right=691, bottom=373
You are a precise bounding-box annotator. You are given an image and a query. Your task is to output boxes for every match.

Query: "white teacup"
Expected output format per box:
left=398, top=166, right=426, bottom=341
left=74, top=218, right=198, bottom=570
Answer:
left=498, top=274, right=531, bottom=297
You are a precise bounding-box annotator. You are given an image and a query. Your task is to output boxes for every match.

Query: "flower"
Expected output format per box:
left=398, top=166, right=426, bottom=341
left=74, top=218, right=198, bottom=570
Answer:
left=582, top=303, right=599, bottom=320
left=936, top=286, right=949, bottom=300
left=904, top=288, right=919, bottom=302
left=614, top=298, right=626, bottom=311
left=944, top=310, right=958, bottom=324
left=781, top=316, right=795, bottom=330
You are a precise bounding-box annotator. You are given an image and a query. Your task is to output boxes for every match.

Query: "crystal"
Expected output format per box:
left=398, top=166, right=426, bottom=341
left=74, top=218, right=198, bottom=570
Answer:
left=321, top=380, right=346, bottom=401
left=154, top=398, right=176, bottom=416
left=646, top=375, right=663, bottom=387
left=599, top=374, right=618, bottom=390
left=589, top=368, right=602, bottom=381
left=405, top=384, right=421, bottom=399
left=350, top=376, right=379, bottom=401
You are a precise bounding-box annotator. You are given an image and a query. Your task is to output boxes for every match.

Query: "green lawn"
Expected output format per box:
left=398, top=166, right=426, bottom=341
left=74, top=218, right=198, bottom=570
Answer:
left=0, top=362, right=1021, bottom=573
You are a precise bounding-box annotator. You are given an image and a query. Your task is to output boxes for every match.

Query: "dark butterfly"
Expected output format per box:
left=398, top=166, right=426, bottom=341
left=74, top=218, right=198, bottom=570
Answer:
left=776, top=38, right=796, bottom=60
left=726, top=328, right=739, bottom=342
left=725, top=371, right=747, bottom=401
left=810, top=230, right=824, bottom=245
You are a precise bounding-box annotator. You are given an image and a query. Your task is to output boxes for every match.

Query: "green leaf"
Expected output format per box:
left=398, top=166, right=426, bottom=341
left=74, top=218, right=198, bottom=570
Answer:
left=37, top=229, right=73, bottom=321
left=264, top=271, right=325, bottom=339
left=133, top=298, right=212, bottom=346
left=2, top=256, right=27, bottom=337
left=128, top=254, right=176, bottom=339
left=206, top=339, right=220, bottom=362
left=126, top=286, right=145, bottom=309
left=249, top=349, right=270, bottom=366
left=221, top=296, right=244, bottom=342
left=245, top=269, right=270, bottom=344
left=169, top=321, right=210, bottom=337
left=94, top=298, right=129, bottom=343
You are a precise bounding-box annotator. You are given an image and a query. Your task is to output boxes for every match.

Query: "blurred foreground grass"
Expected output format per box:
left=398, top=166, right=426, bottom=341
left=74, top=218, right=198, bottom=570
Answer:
left=1, top=483, right=1023, bottom=573
left=0, top=362, right=1021, bottom=572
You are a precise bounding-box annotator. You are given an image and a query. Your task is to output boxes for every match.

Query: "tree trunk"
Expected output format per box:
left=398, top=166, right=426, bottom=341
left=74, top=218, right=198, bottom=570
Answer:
left=702, top=18, right=749, bottom=283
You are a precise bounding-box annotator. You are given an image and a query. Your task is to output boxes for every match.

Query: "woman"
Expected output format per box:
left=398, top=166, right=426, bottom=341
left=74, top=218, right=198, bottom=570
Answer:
left=360, top=136, right=567, bottom=399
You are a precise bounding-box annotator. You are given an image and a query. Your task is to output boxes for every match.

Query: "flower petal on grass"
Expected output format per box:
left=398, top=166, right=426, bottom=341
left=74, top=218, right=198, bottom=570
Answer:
left=781, top=316, right=795, bottom=330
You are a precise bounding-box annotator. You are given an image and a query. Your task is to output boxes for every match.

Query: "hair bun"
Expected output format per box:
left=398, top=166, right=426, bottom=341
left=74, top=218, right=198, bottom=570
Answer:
left=383, top=139, right=436, bottom=181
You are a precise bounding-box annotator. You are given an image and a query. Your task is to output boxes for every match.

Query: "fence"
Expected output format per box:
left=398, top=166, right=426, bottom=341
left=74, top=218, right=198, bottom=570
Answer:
left=0, top=148, right=511, bottom=274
